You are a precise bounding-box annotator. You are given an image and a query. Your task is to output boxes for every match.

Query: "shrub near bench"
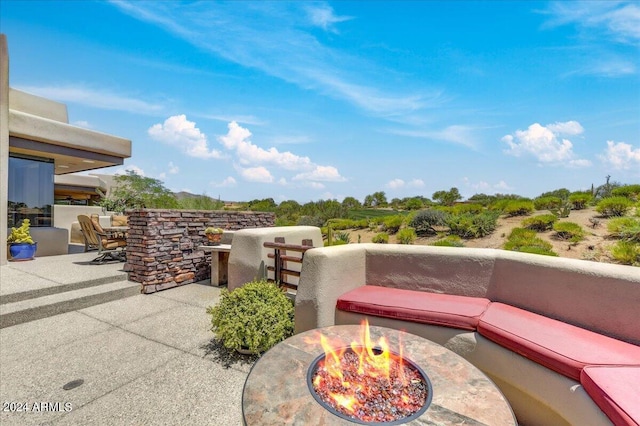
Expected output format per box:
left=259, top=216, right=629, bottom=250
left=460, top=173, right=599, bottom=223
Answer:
left=295, top=244, right=640, bottom=426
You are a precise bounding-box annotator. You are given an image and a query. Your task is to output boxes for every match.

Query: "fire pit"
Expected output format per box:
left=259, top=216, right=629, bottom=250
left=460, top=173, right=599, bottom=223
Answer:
left=242, top=324, right=516, bottom=425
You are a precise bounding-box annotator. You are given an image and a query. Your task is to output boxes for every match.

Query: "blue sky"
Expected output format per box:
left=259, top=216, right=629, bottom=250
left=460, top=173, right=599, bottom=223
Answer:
left=2, top=1, right=639, bottom=203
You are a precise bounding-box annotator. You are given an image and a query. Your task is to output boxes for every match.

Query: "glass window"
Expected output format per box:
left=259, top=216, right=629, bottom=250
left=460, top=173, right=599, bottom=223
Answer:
left=8, top=155, right=54, bottom=228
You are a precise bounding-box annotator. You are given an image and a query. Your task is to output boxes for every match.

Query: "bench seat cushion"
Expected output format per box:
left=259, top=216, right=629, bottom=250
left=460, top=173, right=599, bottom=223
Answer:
left=336, top=286, right=490, bottom=331
left=478, top=303, right=640, bottom=381
left=581, top=366, right=640, bottom=426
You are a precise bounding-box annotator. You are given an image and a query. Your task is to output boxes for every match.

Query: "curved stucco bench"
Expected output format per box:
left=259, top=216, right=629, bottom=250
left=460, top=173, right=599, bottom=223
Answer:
left=295, top=244, right=640, bottom=426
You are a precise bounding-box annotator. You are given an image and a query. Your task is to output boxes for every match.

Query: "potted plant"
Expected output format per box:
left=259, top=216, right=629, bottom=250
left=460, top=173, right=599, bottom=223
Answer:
left=206, top=279, right=294, bottom=354
left=204, top=227, right=224, bottom=245
left=7, top=219, right=37, bottom=261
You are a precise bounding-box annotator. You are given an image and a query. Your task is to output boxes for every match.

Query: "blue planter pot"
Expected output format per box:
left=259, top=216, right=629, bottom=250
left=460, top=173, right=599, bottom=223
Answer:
left=8, top=242, right=37, bottom=261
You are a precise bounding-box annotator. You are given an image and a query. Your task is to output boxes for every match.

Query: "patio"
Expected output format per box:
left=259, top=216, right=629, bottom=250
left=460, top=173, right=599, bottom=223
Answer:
left=0, top=253, right=251, bottom=425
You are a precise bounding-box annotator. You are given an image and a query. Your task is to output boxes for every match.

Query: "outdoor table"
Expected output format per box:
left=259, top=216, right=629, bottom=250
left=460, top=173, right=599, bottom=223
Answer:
left=198, top=244, right=232, bottom=286
left=103, top=226, right=129, bottom=239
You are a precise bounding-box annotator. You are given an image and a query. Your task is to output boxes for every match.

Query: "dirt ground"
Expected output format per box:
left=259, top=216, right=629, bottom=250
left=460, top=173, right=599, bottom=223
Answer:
left=345, top=207, right=624, bottom=264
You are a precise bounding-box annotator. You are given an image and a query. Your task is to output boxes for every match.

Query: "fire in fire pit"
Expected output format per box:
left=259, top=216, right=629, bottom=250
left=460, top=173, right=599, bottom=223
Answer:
left=306, top=320, right=432, bottom=424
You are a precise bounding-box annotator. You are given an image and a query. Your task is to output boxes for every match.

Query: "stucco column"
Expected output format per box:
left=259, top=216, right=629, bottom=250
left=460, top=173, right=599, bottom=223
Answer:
left=0, top=35, right=9, bottom=265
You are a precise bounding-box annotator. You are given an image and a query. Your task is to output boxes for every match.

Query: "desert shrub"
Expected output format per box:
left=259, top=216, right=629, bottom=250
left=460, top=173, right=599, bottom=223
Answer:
left=504, top=228, right=557, bottom=256
left=503, top=200, right=535, bottom=217
left=549, top=201, right=572, bottom=218
left=446, top=211, right=499, bottom=239
left=596, top=197, right=633, bottom=217
left=328, top=219, right=356, bottom=230
left=568, top=193, right=592, bottom=210
left=534, top=196, right=562, bottom=211
left=396, top=228, right=417, bottom=244
left=610, top=241, right=640, bottom=266
left=553, top=221, right=585, bottom=242
left=430, top=235, right=464, bottom=247
left=612, top=184, right=640, bottom=201
left=451, top=203, right=484, bottom=215
left=206, top=280, right=294, bottom=354
left=607, top=217, right=640, bottom=242
left=410, top=209, right=449, bottom=235
left=334, top=231, right=351, bottom=244
left=297, top=215, right=325, bottom=227
left=521, top=214, right=558, bottom=231
left=372, top=232, right=389, bottom=244
left=382, top=215, right=404, bottom=233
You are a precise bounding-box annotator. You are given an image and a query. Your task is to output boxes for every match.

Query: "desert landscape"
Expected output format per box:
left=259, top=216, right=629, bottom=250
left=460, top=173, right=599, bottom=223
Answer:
left=344, top=207, right=629, bottom=264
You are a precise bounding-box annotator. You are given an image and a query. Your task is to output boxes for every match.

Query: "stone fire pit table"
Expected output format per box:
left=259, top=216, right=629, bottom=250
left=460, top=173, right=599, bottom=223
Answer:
left=242, top=325, right=516, bottom=425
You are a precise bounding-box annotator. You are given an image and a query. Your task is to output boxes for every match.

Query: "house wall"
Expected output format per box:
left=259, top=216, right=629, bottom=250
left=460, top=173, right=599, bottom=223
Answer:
left=1, top=35, right=10, bottom=265
left=125, top=209, right=275, bottom=293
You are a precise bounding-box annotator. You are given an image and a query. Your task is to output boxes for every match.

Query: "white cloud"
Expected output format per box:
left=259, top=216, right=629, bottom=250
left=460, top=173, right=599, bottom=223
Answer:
left=168, top=161, right=179, bottom=174
left=305, top=4, right=353, bottom=32
left=213, top=176, right=237, bottom=187
left=238, top=166, right=274, bottom=183
left=219, top=121, right=345, bottom=183
left=386, top=179, right=405, bottom=189
left=600, top=141, right=640, bottom=170
left=408, top=179, right=425, bottom=188
left=546, top=1, right=640, bottom=44
left=307, top=182, right=326, bottom=190
left=388, top=125, right=477, bottom=148
left=148, top=115, right=223, bottom=159
left=19, top=85, right=163, bottom=115
left=219, top=122, right=313, bottom=170
left=547, top=120, right=584, bottom=135
left=463, top=177, right=514, bottom=193
left=292, top=165, right=346, bottom=182
left=502, top=121, right=591, bottom=167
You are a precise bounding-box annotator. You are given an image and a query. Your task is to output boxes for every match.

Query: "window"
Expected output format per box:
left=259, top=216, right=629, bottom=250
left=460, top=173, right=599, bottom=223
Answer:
left=8, top=155, right=54, bottom=228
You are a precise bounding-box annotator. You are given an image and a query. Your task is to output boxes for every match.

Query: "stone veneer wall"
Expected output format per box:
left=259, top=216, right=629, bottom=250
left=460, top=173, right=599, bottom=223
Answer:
left=125, top=209, right=275, bottom=293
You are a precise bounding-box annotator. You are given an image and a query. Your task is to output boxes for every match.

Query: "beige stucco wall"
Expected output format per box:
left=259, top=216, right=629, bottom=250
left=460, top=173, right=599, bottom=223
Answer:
left=228, top=226, right=323, bottom=292
left=1, top=35, right=9, bottom=265
left=53, top=205, right=103, bottom=243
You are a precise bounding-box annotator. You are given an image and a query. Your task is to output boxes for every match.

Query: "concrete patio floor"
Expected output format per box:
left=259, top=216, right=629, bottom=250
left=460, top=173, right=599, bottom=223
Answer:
left=1, top=256, right=255, bottom=425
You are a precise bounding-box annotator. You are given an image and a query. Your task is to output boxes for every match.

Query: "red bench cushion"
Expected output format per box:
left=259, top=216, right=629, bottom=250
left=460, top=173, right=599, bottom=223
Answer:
left=336, top=286, right=490, bottom=331
left=581, top=366, right=640, bottom=426
left=478, top=303, right=640, bottom=381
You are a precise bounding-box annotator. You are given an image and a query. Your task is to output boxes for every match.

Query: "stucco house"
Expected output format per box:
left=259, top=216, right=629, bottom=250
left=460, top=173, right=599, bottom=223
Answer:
left=1, top=34, right=132, bottom=264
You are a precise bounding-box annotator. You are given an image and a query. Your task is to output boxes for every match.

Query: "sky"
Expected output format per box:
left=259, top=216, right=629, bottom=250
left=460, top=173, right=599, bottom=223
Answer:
left=1, top=1, right=639, bottom=203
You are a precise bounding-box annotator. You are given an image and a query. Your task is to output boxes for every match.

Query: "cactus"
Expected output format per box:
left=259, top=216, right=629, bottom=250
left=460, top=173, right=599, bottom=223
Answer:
left=7, top=219, right=35, bottom=244
left=550, top=202, right=571, bottom=218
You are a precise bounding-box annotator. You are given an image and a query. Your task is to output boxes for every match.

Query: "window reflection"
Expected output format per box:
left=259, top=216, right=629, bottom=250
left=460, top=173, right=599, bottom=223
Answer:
left=8, top=155, right=54, bottom=228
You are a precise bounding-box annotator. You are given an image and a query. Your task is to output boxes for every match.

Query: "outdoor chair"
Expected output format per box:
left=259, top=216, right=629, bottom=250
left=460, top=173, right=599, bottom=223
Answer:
left=77, top=215, right=127, bottom=263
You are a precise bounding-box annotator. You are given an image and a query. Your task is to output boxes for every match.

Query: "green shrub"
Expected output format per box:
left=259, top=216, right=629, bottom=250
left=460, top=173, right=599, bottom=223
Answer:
left=372, top=232, right=389, bottom=244
left=534, top=196, right=562, bottom=211
left=451, top=204, right=484, bottom=215
left=430, top=235, right=464, bottom=247
left=607, top=217, right=640, bottom=242
left=206, top=280, right=294, bottom=354
left=396, top=227, right=416, bottom=244
left=549, top=201, right=572, bottom=218
left=382, top=215, right=404, bottom=233
left=612, top=184, right=640, bottom=201
left=334, top=231, right=351, bottom=244
left=568, top=193, right=592, bottom=210
left=503, top=200, right=535, bottom=217
left=553, top=221, right=585, bottom=242
left=596, top=197, right=633, bottom=217
left=504, top=228, right=557, bottom=256
left=409, top=209, right=449, bottom=235
left=610, top=241, right=640, bottom=266
left=521, top=214, right=558, bottom=232
left=447, top=211, right=499, bottom=239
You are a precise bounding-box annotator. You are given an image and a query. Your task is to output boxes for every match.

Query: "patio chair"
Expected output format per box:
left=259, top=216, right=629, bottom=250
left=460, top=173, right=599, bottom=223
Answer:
left=77, top=215, right=127, bottom=263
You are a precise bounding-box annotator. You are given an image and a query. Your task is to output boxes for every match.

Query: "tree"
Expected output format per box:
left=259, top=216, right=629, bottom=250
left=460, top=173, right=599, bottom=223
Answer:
left=432, top=187, right=462, bottom=206
left=341, top=196, right=362, bottom=210
left=103, top=170, right=179, bottom=210
left=363, top=191, right=388, bottom=207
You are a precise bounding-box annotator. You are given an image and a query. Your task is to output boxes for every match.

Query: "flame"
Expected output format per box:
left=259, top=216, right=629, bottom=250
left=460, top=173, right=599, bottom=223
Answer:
left=309, top=319, right=416, bottom=418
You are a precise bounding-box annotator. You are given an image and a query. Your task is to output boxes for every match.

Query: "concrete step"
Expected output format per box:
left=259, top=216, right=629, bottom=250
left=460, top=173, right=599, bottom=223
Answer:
left=0, top=280, right=140, bottom=329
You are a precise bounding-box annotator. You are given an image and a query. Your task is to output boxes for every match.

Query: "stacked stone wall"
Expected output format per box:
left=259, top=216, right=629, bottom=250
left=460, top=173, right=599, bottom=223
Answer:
left=125, top=209, right=275, bottom=293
